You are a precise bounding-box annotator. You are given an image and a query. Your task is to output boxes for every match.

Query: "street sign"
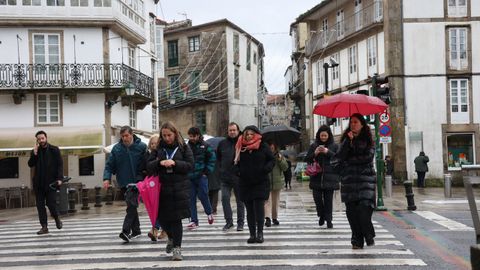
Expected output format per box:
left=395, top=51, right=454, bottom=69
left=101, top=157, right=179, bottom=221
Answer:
left=380, top=111, right=390, bottom=123
left=379, top=136, right=392, bottom=144
left=379, top=124, right=392, bottom=136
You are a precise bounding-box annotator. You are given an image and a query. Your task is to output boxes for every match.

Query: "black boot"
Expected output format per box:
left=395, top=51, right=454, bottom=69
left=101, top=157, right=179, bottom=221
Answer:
left=247, top=226, right=256, bottom=244
left=54, top=216, right=63, bottom=229
left=256, top=228, right=264, bottom=243
left=264, top=217, right=271, bottom=227
left=37, top=225, right=49, bottom=235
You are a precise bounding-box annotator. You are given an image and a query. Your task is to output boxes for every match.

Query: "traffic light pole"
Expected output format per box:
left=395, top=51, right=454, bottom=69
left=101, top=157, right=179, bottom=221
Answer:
left=372, top=75, right=387, bottom=211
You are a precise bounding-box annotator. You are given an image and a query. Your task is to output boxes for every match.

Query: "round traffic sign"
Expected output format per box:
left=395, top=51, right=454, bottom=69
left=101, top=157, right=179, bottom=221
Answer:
left=380, top=112, right=390, bottom=123
left=379, top=124, right=392, bottom=136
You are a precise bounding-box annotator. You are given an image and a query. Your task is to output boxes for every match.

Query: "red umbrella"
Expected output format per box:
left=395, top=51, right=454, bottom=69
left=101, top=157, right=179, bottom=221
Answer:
left=313, top=93, right=388, bottom=118
left=137, top=175, right=161, bottom=227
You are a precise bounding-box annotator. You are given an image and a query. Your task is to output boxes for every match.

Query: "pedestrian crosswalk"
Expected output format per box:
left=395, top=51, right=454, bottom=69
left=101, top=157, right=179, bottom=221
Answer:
left=0, top=210, right=426, bottom=269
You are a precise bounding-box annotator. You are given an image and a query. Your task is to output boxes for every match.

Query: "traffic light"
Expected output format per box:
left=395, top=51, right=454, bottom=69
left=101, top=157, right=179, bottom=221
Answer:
left=373, top=75, right=391, bottom=104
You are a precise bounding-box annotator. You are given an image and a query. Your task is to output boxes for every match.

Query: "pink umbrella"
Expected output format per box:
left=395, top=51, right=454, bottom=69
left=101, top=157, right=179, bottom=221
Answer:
left=313, top=93, right=388, bottom=118
left=137, top=175, right=161, bottom=227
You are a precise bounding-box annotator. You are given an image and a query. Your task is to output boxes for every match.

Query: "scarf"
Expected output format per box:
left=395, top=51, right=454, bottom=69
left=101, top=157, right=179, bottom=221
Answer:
left=234, top=133, right=262, bottom=164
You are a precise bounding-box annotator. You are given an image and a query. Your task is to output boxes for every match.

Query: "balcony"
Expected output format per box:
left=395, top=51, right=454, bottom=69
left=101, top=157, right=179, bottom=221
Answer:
left=0, top=0, right=146, bottom=43
left=306, top=1, right=383, bottom=57
left=0, top=63, right=154, bottom=105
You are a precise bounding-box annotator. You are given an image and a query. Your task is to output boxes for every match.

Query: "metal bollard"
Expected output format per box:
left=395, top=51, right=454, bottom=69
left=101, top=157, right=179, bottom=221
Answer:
left=385, top=175, right=392, bottom=197
left=106, top=186, right=113, bottom=205
left=403, top=181, right=417, bottom=211
left=81, top=188, right=90, bottom=210
left=94, top=186, right=103, bottom=207
left=444, top=173, right=452, bottom=198
left=68, top=188, right=77, bottom=213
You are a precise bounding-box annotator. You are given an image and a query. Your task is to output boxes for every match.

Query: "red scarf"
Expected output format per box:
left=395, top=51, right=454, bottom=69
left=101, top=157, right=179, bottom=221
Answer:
left=234, top=133, right=262, bottom=164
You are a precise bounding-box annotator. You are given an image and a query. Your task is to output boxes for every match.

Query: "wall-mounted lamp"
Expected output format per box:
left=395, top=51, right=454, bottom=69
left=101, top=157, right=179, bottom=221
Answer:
left=168, top=95, right=176, bottom=105
left=105, top=83, right=137, bottom=108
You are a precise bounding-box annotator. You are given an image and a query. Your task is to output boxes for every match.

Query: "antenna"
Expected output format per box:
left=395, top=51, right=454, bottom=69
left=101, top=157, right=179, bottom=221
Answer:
left=178, top=12, right=188, bottom=20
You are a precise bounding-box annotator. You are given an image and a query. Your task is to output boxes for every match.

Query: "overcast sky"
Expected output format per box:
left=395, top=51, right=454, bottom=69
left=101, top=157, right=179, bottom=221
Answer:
left=158, top=0, right=321, bottom=94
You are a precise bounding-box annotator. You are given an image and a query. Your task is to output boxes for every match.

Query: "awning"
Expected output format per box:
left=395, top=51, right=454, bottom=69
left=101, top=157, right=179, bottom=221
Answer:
left=0, top=126, right=104, bottom=157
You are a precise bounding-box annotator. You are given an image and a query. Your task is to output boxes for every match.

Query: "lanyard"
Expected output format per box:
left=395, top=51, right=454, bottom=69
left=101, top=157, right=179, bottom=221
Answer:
left=164, top=147, right=179, bottom=160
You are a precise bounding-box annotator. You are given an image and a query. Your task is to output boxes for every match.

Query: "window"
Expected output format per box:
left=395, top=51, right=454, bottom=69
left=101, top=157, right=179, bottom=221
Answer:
left=367, top=36, right=377, bottom=76
left=129, top=103, right=136, bottom=127
left=167, top=40, right=178, bottom=67
left=316, top=60, right=323, bottom=88
left=33, top=33, right=60, bottom=78
left=37, top=94, right=60, bottom=124
left=322, top=18, right=328, bottom=45
left=195, top=111, right=206, bottom=134
left=0, top=0, right=17, bottom=5
left=450, top=79, right=468, bottom=113
left=94, top=0, right=111, bottom=6
left=47, top=0, right=64, bottom=6
left=332, top=53, right=339, bottom=80
left=71, top=0, right=88, bottom=6
left=354, top=0, right=363, bottom=30
left=246, top=40, right=251, bottom=71
left=190, top=71, right=201, bottom=96
left=233, top=33, right=239, bottom=64
left=188, top=36, right=200, bottom=52
left=448, top=0, right=467, bottom=17
left=79, top=155, right=94, bottom=176
left=253, top=51, right=257, bottom=64
left=447, top=133, right=474, bottom=169
left=348, top=45, right=357, bottom=74
left=22, top=0, right=40, bottom=5
left=0, top=158, right=19, bottom=178
left=374, top=0, right=383, bottom=21
left=449, top=28, right=468, bottom=70
left=168, top=74, right=179, bottom=97
left=128, top=46, right=136, bottom=68
left=152, top=107, right=157, bottom=131
left=336, top=9, right=345, bottom=39
left=234, top=68, right=239, bottom=99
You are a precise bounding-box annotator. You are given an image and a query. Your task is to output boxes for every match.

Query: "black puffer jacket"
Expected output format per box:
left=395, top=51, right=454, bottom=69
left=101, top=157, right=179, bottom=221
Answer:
left=147, top=142, right=194, bottom=222
left=305, top=141, right=340, bottom=190
left=336, top=135, right=376, bottom=204
left=237, top=142, right=275, bottom=201
left=216, top=137, right=240, bottom=185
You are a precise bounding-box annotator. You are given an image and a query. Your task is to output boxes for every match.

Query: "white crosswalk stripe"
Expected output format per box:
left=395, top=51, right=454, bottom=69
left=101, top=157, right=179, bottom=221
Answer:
left=0, top=210, right=426, bottom=269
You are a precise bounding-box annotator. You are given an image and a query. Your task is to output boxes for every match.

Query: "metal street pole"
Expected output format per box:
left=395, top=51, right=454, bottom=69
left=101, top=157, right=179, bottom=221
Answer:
left=372, top=75, right=387, bottom=211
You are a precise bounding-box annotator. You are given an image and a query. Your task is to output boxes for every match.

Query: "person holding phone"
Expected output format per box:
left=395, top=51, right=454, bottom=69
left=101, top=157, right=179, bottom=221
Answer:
left=336, top=113, right=376, bottom=249
left=305, top=125, right=339, bottom=229
left=28, top=130, right=64, bottom=235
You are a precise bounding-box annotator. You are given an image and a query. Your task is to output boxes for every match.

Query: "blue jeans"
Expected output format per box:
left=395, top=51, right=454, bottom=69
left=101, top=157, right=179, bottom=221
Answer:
left=190, top=175, right=213, bottom=224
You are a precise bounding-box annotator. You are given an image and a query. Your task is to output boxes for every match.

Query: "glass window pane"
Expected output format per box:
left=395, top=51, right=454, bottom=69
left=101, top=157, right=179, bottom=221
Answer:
left=449, top=0, right=455, bottom=6
left=22, top=0, right=30, bottom=5
left=94, top=0, right=101, bottom=6
left=80, top=0, right=87, bottom=6
left=104, top=0, right=110, bottom=6
left=50, top=116, right=58, bottom=122
left=32, top=0, right=40, bottom=5
left=0, top=0, right=6, bottom=4
left=452, top=105, right=458, bottom=112
left=8, top=0, right=15, bottom=4
left=71, top=0, right=78, bottom=5
left=39, top=116, right=47, bottom=122
left=447, top=134, right=474, bottom=167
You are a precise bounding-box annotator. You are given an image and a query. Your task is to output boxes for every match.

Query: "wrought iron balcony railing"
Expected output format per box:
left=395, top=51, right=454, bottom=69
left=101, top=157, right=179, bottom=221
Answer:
left=0, top=63, right=154, bottom=99
left=305, top=1, right=383, bottom=57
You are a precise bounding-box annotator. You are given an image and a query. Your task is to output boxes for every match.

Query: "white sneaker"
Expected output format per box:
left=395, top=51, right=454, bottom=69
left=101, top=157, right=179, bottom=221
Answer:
left=172, top=247, right=183, bottom=261
left=207, top=214, right=214, bottom=224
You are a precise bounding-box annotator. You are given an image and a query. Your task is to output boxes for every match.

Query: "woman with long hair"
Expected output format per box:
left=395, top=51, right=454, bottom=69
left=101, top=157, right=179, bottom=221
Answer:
left=147, top=121, right=194, bottom=261
left=305, top=125, right=340, bottom=228
left=336, top=113, right=376, bottom=249
left=234, top=125, right=275, bottom=244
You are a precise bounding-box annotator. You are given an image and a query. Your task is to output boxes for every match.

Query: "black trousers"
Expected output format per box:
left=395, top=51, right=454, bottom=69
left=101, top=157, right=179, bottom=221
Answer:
left=312, top=189, right=334, bottom=222
left=35, top=188, right=58, bottom=226
left=244, top=199, right=265, bottom=236
left=121, top=187, right=140, bottom=235
left=345, top=201, right=375, bottom=247
left=284, top=173, right=292, bottom=188
left=416, top=171, right=426, bottom=187
left=160, top=219, right=183, bottom=247
left=208, top=189, right=219, bottom=214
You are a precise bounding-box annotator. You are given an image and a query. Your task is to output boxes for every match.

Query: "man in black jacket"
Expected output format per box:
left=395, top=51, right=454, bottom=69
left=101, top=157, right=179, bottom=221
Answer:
left=28, top=130, right=64, bottom=235
left=217, top=122, right=245, bottom=231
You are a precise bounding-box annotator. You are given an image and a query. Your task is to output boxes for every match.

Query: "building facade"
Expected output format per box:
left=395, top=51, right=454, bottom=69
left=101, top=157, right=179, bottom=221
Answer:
left=158, top=19, right=265, bottom=136
left=294, top=0, right=480, bottom=180
left=265, top=94, right=291, bottom=126
left=0, top=0, right=160, bottom=189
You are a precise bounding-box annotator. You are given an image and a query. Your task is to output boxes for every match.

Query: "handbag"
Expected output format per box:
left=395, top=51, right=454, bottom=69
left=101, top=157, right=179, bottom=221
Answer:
left=305, top=161, right=322, bottom=177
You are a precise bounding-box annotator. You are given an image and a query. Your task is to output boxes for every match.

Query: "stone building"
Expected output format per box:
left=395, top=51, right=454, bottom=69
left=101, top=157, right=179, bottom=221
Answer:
left=158, top=19, right=265, bottom=136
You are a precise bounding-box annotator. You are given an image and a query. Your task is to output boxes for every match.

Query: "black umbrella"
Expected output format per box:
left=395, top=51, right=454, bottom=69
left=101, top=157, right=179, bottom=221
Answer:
left=261, top=125, right=301, bottom=147
left=205, top=136, right=225, bottom=151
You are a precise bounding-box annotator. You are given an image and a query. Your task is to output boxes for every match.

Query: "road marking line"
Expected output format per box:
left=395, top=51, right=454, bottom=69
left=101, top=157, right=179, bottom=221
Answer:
left=414, top=211, right=474, bottom=231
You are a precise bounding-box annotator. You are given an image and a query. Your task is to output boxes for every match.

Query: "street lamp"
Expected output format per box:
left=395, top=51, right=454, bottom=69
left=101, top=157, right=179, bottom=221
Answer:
left=168, top=95, right=176, bottom=105
left=323, top=57, right=339, bottom=95
left=125, top=82, right=136, bottom=97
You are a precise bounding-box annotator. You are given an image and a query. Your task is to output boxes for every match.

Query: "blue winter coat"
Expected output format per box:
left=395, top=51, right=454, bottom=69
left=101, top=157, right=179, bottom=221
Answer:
left=103, top=135, right=147, bottom=188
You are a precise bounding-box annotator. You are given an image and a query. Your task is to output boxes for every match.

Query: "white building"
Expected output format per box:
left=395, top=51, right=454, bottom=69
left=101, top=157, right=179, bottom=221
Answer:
left=294, top=0, right=480, bottom=181
left=0, top=0, right=162, bottom=190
